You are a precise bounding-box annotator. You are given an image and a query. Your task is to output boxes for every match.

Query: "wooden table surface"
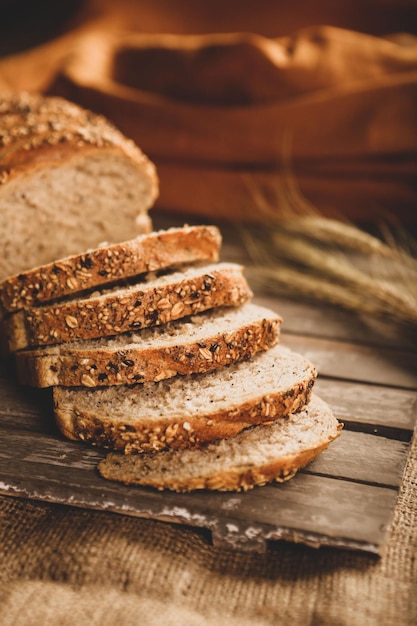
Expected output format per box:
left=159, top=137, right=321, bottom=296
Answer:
left=1, top=222, right=416, bottom=555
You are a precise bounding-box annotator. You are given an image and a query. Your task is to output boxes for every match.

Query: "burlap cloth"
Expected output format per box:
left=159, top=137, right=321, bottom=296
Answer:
left=0, top=426, right=415, bottom=626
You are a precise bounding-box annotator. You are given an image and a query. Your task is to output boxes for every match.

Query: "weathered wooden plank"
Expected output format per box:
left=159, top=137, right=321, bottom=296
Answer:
left=254, top=294, right=417, bottom=352
left=304, top=430, right=409, bottom=487
left=0, top=420, right=408, bottom=491
left=0, top=425, right=400, bottom=554
left=0, top=371, right=54, bottom=434
left=315, top=378, right=417, bottom=434
left=281, top=333, right=417, bottom=389
left=225, top=475, right=399, bottom=550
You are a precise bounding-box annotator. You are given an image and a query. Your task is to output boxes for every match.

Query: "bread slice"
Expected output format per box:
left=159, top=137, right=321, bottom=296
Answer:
left=97, top=395, right=341, bottom=492
left=0, top=92, right=158, bottom=281
left=52, top=345, right=317, bottom=453
left=15, top=303, right=282, bottom=388
left=3, top=263, right=252, bottom=351
left=0, top=225, right=221, bottom=314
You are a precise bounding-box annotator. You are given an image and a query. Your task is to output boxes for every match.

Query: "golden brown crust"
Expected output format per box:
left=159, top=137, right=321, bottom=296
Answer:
left=0, top=93, right=89, bottom=163
left=0, top=225, right=221, bottom=313
left=0, top=93, right=158, bottom=196
left=16, top=315, right=281, bottom=388
left=53, top=375, right=315, bottom=452
left=0, top=92, right=86, bottom=118
left=4, top=264, right=253, bottom=351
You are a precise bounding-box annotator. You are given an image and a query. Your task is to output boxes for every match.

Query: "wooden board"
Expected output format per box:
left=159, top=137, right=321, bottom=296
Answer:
left=0, top=290, right=415, bottom=554
left=0, top=402, right=407, bottom=554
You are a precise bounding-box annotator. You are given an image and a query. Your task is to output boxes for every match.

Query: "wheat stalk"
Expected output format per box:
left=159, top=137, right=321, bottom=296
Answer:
left=240, top=172, right=417, bottom=328
left=245, top=265, right=413, bottom=322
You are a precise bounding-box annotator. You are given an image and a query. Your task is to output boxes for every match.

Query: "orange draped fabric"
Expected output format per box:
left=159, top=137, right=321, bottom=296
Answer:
left=1, top=1, right=417, bottom=223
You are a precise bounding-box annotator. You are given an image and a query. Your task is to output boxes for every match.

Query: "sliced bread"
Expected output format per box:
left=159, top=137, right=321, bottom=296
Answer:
left=97, top=395, right=341, bottom=492
left=15, top=303, right=282, bottom=388
left=3, top=262, right=252, bottom=352
left=52, top=345, right=317, bottom=453
left=0, top=92, right=158, bottom=281
left=0, top=225, right=221, bottom=314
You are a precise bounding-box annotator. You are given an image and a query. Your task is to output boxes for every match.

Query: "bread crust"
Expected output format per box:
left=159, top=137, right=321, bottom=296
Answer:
left=0, top=92, right=158, bottom=197
left=0, top=225, right=221, bottom=313
left=53, top=370, right=316, bottom=453
left=4, top=264, right=252, bottom=351
left=16, top=313, right=281, bottom=388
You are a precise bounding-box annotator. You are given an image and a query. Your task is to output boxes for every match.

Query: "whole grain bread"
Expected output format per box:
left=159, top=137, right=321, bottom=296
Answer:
left=3, top=263, right=252, bottom=351
left=0, top=92, right=158, bottom=281
left=52, top=345, right=317, bottom=453
left=97, top=395, right=342, bottom=492
left=15, top=303, right=281, bottom=388
left=0, top=225, right=221, bottom=314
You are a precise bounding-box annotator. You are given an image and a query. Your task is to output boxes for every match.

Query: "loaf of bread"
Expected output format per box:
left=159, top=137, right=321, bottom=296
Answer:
left=98, top=394, right=341, bottom=491
left=0, top=92, right=158, bottom=281
left=0, top=225, right=221, bottom=314
left=3, top=262, right=252, bottom=351
left=52, top=345, right=316, bottom=453
left=0, top=92, right=340, bottom=494
left=15, top=303, right=281, bottom=387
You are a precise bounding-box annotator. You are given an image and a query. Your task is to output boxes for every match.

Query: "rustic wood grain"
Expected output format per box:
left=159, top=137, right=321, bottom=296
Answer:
left=304, top=430, right=409, bottom=487
left=315, top=378, right=417, bottom=435
left=0, top=422, right=402, bottom=554
left=0, top=418, right=409, bottom=488
left=281, top=334, right=417, bottom=389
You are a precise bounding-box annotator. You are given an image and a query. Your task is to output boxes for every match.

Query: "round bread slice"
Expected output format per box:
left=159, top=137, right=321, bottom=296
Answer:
left=0, top=225, right=221, bottom=314
left=3, top=262, right=252, bottom=351
left=15, top=303, right=282, bottom=388
left=0, top=92, right=158, bottom=282
left=53, top=345, right=317, bottom=453
left=97, top=395, right=341, bottom=492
